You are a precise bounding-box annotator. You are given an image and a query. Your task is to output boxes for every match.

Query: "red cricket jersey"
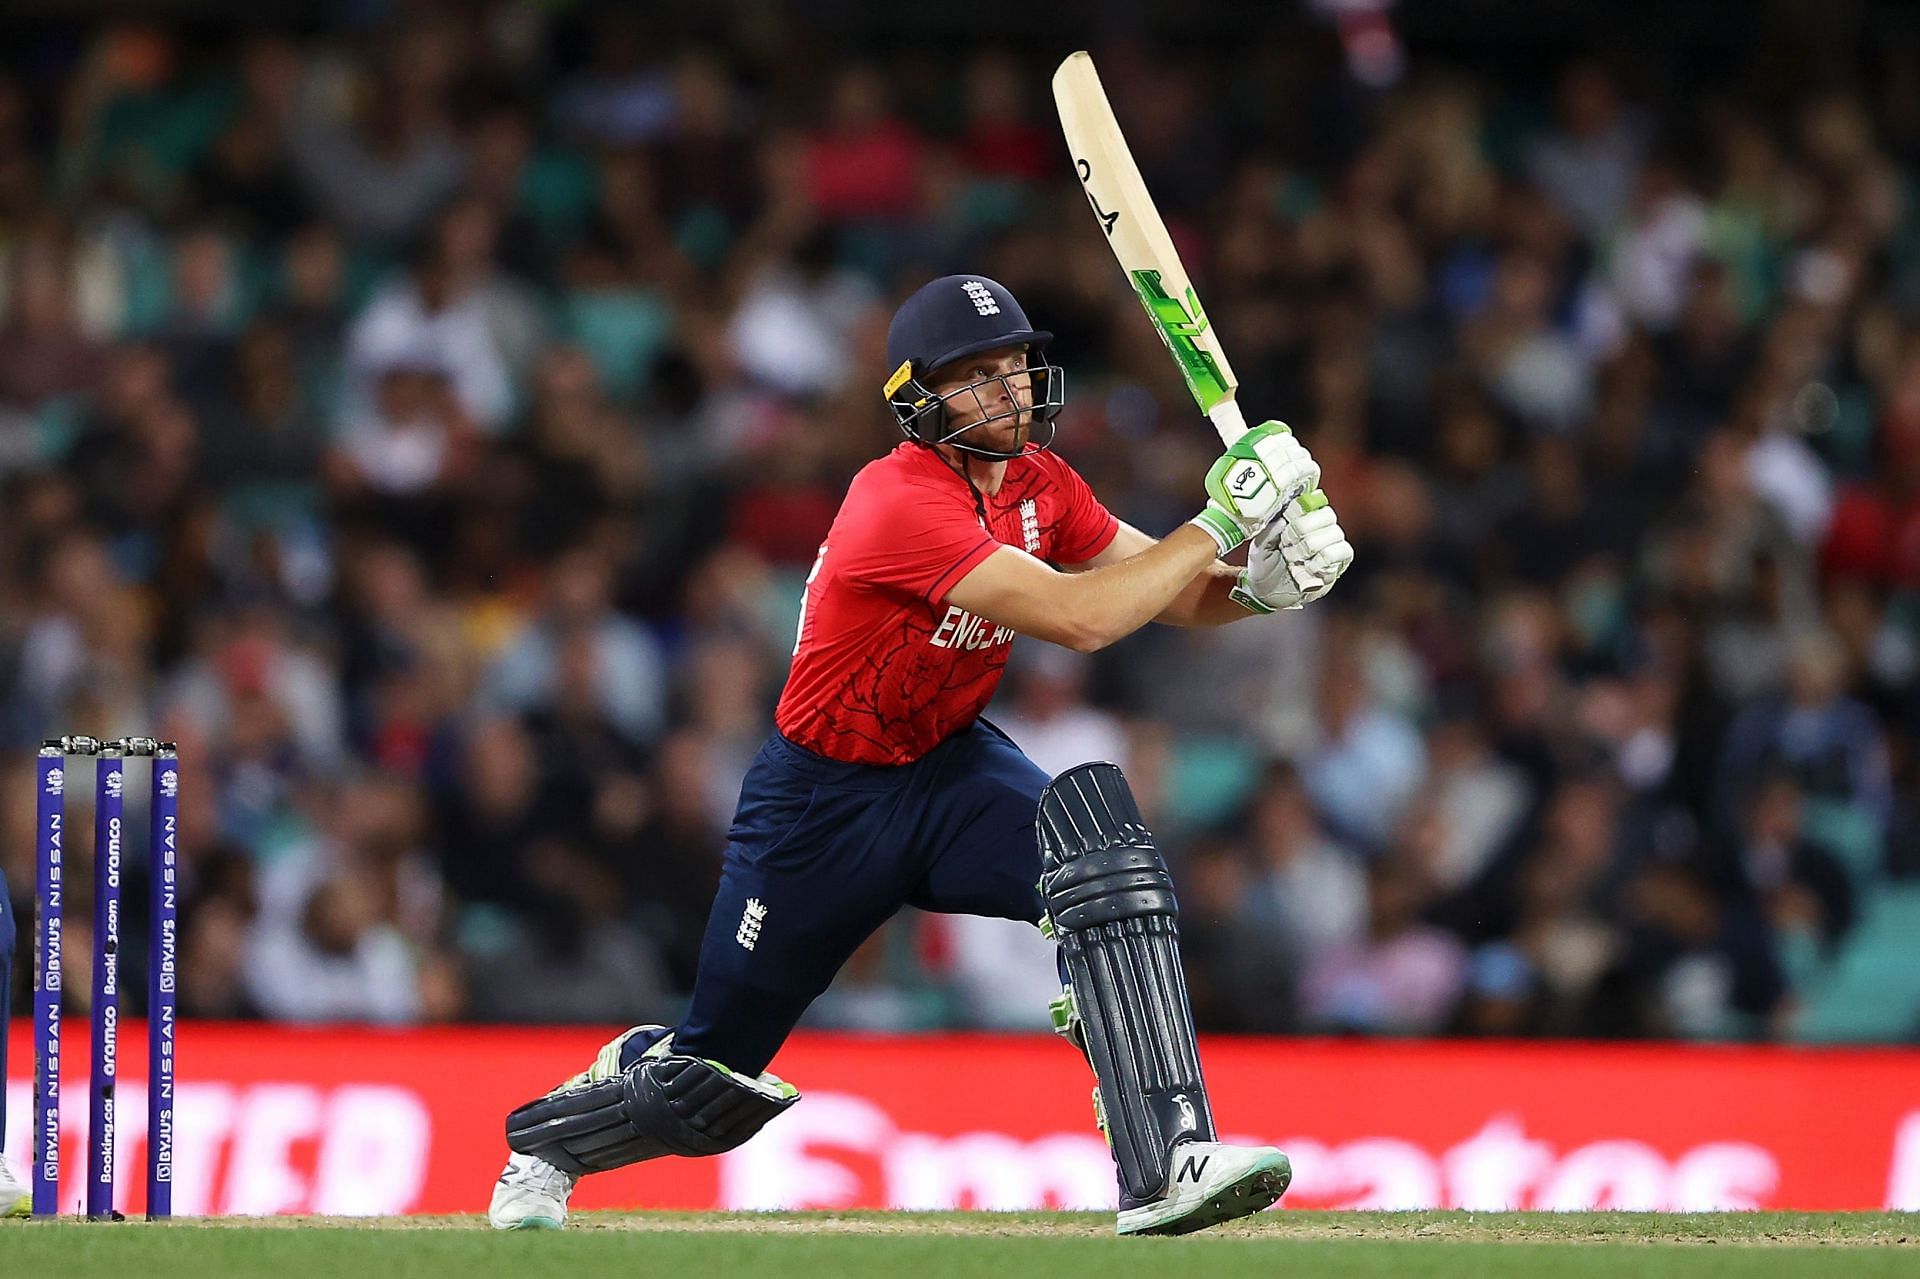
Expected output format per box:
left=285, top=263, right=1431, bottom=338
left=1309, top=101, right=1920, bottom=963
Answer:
left=775, top=443, right=1121, bottom=765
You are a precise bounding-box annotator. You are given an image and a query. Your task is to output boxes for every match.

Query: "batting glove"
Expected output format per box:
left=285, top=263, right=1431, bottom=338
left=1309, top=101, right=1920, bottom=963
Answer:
left=1231, top=489, right=1354, bottom=612
left=1189, top=420, right=1320, bottom=555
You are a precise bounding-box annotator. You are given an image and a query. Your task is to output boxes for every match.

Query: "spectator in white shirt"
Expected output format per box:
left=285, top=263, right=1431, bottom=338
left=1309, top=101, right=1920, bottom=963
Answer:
left=341, top=239, right=515, bottom=435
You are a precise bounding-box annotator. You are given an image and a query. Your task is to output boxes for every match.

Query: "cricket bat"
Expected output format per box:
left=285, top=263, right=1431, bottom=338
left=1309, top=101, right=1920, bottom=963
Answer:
left=1052, top=50, right=1248, bottom=445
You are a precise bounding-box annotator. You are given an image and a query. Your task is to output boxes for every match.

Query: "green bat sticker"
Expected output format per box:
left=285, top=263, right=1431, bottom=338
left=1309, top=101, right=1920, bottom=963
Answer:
left=1130, top=270, right=1230, bottom=413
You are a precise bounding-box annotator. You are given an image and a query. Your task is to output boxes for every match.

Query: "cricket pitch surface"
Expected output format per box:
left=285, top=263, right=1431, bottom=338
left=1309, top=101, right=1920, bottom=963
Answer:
left=8, top=1210, right=1919, bottom=1278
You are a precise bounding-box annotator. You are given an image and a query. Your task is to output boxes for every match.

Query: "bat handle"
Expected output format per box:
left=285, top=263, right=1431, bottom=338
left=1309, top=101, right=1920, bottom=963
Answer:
left=1207, top=399, right=1249, bottom=445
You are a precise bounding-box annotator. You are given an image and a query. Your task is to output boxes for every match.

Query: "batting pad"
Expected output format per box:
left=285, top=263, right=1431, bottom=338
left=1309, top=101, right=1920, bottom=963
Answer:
left=1038, top=762, right=1216, bottom=1203
left=505, top=1054, right=798, bottom=1175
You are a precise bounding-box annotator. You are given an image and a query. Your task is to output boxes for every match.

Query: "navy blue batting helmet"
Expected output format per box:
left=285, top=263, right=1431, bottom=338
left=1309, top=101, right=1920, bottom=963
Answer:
left=883, top=274, right=1065, bottom=459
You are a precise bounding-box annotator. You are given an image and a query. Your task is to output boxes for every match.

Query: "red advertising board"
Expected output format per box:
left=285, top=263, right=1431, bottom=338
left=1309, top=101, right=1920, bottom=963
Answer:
left=6, top=1022, right=1919, bottom=1216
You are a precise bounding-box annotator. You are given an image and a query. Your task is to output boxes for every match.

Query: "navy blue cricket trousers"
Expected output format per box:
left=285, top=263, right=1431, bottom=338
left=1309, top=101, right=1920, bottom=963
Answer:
left=674, top=720, right=1051, bottom=1076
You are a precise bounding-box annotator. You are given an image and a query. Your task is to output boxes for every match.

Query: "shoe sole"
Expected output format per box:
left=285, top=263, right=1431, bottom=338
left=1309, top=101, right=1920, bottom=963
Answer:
left=1117, top=1151, right=1292, bottom=1237
left=498, top=1215, right=563, bottom=1231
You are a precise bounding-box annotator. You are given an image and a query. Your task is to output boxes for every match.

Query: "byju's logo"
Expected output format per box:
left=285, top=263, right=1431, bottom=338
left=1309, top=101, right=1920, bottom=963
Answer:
left=962, top=280, right=1000, bottom=317
left=736, top=898, right=768, bottom=950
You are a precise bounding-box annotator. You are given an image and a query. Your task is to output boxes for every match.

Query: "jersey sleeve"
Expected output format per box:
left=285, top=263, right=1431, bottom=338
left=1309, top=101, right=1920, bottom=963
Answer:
left=837, top=476, right=1000, bottom=603
left=1049, top=455, right=1122, bottom=564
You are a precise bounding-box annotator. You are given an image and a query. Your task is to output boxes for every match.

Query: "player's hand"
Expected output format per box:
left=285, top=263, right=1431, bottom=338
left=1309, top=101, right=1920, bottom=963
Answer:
left=1231, top=489, right=1354, bottom=612
left=1189, top=420, right=1320, bottom=554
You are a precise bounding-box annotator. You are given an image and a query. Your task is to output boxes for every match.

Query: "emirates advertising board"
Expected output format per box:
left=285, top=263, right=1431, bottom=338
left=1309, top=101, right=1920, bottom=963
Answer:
left=6, top=1024, right=1920, bottom=1217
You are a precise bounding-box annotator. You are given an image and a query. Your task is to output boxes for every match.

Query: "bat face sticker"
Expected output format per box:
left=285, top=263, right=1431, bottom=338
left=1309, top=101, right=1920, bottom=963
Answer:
left=1076, top=158, right=1121, bottom=236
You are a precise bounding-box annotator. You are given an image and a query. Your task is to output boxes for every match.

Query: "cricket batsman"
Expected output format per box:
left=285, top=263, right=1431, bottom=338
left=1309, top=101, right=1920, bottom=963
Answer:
left=490, top=275, right=1353, bottom=1235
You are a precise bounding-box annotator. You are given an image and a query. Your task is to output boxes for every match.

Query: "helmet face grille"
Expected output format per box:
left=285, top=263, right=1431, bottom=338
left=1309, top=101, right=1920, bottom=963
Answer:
left=887, top=363, right=1066, bottom=460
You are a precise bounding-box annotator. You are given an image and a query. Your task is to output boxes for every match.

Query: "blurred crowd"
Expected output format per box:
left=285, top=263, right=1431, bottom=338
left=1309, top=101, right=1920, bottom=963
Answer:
left=3, top=7, right=1920, bottom=1044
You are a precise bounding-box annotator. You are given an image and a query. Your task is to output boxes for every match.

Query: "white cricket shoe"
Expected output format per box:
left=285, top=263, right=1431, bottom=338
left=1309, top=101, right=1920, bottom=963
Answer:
left=489, top=1151, right=576, bottom=1231
left=1115, top=1140, right=1291, bottom=1236
left=0, top=1154, right=28, bottom=1218
left=488, top=1024, right=669, bottom=1231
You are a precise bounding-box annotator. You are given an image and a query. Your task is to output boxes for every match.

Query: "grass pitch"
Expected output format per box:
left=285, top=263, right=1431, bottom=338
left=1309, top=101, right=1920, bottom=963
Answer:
left=7, top=1211, right=1919, bottom=1278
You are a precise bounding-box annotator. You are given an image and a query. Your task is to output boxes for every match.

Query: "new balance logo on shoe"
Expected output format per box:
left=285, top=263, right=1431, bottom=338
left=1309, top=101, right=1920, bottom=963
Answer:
left=736, top=898, right=768, bottom=950
left=1177, top=1152, right=1210, bottom=1185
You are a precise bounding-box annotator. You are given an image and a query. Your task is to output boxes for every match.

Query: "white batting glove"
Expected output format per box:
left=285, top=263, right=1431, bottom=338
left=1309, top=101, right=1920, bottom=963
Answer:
left=1231, top=490, right=1354, bottom=612
left=1190, top=420, right=1321, bottom=554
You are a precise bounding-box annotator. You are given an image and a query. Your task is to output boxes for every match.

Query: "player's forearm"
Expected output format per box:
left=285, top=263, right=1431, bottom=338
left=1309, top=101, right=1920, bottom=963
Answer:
left=1055, top=524, right=1221, bottom=651
left=1155, top=561, right=1256, bottom=627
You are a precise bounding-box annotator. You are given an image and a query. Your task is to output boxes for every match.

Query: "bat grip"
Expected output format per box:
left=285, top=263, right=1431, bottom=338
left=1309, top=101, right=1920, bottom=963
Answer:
left=1207, top=399, right=1249, bottom=445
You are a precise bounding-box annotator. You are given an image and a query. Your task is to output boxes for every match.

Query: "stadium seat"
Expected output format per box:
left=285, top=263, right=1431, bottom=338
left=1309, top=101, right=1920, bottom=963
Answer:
left=563, top=289, right=675, bottom=400
left=1791, top=885, right=1920, bottom=1042
left=1799, top=798, right=1885, bottom=887
left=1166, top=736, right=1260, bottom=832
